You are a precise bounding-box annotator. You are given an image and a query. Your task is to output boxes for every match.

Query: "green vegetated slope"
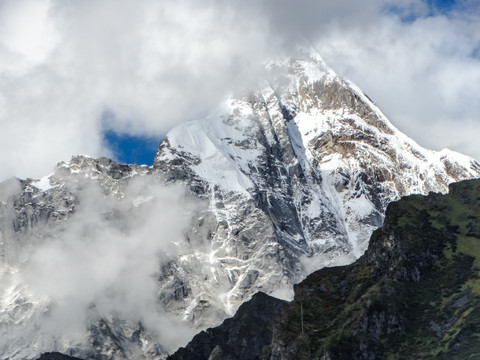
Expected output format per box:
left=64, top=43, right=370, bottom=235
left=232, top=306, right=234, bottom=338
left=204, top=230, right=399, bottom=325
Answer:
left=272, top=179, right=480, bottom=359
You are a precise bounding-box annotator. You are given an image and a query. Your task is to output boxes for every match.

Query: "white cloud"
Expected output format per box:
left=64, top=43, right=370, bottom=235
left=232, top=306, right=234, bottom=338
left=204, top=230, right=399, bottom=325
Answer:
left=0, top=0, right=479, bottom=182
left=313, top=7, right=480, bottom=158
left=0, top=0, right=274, bottom=180
left=0, top=0, right=58, bottom=67
left=0, top=176, right=200, bottom=356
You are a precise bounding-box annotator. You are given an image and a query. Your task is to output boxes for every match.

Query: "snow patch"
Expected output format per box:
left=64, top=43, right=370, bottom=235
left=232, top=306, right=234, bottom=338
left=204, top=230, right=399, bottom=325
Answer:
left=132, top=195, right=154, bottom=207
left=163, top=100, right=262, bottom=194
left=32, top=174, right=55, bottom=191
left=269, top=285, right=294, bottom=301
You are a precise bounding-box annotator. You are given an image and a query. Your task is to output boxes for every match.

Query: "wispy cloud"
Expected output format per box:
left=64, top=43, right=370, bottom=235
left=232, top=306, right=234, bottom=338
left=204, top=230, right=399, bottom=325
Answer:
left=0, top=175, right=199, bottom=356
left=314, top=2, right=480, bottom=157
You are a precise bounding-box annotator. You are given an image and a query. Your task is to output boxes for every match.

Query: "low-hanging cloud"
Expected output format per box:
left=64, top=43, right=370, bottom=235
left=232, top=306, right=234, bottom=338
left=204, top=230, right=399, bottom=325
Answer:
left=0, top=175, right=201, bottom=357
left=0, top=0, right=479, bottom=182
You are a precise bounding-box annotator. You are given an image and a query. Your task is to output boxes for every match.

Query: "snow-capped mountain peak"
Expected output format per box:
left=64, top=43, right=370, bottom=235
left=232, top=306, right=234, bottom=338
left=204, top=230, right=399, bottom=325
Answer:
left=1, top=51, right=480, bottom=360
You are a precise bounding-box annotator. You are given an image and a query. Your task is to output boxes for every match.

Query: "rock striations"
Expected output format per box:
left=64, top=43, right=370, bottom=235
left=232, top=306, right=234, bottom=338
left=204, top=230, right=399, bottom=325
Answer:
left=1, top=50, right=480, bottom=359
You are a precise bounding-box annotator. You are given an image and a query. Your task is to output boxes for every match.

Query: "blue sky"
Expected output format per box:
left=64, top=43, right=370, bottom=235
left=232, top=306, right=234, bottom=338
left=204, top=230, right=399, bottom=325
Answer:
left=430, top=0, right=457, bottom=12
left=386, top=0, right=463, bottom=22
left=102, top=131, right=160, bottom=165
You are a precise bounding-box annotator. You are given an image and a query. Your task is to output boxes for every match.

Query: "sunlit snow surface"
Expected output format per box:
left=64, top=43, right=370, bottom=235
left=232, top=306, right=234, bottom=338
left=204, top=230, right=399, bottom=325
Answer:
left=32, top=174, right=55, bottom=192
left=165, top=101, right=261, bottom=195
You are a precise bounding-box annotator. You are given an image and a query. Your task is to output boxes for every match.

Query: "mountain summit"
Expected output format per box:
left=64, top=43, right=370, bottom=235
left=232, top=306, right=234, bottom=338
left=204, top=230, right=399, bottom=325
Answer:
left=153, top=49, right=480, bottom=321
left=1, top=50, right=479, bottom=359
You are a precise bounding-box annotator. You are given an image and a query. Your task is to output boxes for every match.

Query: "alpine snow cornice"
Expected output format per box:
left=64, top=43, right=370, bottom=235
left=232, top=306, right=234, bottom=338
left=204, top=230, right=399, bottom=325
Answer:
left=1, top=49, right=479, bottom=360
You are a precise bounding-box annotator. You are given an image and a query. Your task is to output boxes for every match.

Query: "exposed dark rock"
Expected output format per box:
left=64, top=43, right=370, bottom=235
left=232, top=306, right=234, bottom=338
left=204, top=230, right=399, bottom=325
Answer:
left=168, top=292, right=288, bottom=360
left=36, top=352, right=83, bottom=360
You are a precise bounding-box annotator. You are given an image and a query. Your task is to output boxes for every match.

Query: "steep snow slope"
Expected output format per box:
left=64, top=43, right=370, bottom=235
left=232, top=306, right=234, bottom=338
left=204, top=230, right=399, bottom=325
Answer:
left=1, top=50, right=480, bottom=360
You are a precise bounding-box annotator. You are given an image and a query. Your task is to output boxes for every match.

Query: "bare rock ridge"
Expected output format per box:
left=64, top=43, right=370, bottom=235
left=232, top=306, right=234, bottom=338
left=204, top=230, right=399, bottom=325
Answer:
left=1, top=49, right=480, bottom=359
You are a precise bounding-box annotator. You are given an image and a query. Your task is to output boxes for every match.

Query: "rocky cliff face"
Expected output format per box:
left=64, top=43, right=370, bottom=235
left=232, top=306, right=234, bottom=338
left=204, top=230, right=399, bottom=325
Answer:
left=1, top=50, right=480, bottom=360
left=170, top=179, right=480, bottom=359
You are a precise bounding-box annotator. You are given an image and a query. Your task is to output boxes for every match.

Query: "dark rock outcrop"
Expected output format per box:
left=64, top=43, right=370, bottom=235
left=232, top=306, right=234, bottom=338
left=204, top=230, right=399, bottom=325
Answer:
left=36, top=353, right=83, bottom=360
left=169, top=292, right=288, bottom=360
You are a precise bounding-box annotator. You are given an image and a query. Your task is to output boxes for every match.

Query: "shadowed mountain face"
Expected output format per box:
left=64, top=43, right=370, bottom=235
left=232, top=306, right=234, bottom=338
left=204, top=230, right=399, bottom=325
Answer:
left=170, top=179, right=480, bottom=359
left=2, top=50, right=480, bottom=360
left=36, top=353, right=83, bottom=360
left=168, top=292, right=288, bottom=360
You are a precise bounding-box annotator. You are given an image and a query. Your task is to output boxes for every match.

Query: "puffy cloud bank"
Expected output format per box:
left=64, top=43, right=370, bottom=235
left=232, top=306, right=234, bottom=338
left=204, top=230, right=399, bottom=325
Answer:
left=0, top=0, right=479, bottom=180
